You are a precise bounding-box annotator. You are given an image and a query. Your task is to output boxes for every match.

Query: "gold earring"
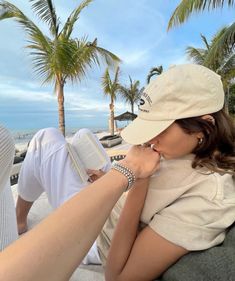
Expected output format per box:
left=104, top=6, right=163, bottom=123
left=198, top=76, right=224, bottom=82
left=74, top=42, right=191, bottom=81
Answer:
left=198, top=138, right=203, bottom=145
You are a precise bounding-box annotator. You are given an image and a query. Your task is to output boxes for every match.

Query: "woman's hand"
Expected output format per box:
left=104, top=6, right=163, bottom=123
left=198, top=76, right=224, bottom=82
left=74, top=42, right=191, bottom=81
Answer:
left=87, top=169, right=106, bottom=182
left=119, top=145, right=160, bottom=179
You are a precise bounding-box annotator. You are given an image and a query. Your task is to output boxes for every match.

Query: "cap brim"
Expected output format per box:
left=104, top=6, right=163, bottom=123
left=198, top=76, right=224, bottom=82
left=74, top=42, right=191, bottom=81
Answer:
left=121, top=117, right=174, bottom=145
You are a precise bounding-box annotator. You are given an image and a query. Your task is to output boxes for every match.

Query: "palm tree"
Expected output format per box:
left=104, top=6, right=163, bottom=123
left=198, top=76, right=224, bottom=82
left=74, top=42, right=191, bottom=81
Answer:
left=146, top=65, right=163, bottom=84
left=168, top=0, right=235, bottom=64
left=119, top=76, right=143, bottom=115
left=228, top=83, right=235, bottom=114
left=0, top=0, right=120, bottom=135
left=102, top=67, right=121, bottom=135
left=186, top=28, right=235, bottom=112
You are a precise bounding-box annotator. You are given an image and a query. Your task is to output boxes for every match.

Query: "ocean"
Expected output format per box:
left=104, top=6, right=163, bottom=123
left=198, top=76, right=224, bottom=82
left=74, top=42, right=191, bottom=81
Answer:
left=0, top=109, right=109, bottom=144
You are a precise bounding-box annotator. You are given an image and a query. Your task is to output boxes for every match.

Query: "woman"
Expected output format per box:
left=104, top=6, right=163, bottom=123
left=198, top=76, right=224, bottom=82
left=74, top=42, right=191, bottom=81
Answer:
left=101, top=64, right=235, bottom=281
left=14, top=64, right=235, bottom=280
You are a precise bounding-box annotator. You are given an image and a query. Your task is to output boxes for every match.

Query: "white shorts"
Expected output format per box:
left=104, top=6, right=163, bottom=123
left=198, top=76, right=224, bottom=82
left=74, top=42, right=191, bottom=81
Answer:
left=18, top=127, right=111, bottom=264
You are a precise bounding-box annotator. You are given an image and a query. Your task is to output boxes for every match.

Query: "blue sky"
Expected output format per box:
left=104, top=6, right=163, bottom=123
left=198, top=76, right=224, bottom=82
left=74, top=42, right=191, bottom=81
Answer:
left=0, top=0, right=234, bottom=131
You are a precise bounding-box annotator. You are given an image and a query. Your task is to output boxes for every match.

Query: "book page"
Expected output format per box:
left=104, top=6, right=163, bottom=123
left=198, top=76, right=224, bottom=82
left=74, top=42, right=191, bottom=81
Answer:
left=66, top=143, right=89, bottom=183
left=73, top=132, right=107, bottom=170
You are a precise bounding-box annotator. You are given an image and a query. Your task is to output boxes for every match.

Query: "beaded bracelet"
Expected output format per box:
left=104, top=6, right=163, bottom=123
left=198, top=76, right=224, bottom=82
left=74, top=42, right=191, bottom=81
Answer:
left=112, top=161, right=136, bottom=191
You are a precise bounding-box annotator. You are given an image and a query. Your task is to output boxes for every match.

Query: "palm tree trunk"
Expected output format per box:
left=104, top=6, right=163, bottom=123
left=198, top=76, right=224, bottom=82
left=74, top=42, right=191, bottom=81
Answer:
left=226, top=86, right=230, bottom=114
left=224, top=86, right=230, bottom=114
left=109, top=102, right=114, bottom=135
left=131, top=102, right=134, bottom=115
left=57, top=81, right=65, bottom=136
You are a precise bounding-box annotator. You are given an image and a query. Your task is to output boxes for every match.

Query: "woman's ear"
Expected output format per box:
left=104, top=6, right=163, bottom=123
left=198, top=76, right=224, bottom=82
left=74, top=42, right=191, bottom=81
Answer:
left=201, top=115, right=215, bottom=126
left=196, top=132, right=204, bottom=141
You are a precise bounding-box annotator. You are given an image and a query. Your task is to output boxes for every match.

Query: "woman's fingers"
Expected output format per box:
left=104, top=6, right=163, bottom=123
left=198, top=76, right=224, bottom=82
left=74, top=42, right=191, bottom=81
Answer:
left=120, top=145, right=161, bottom=179
left=87, top=169, right=106, bottom=182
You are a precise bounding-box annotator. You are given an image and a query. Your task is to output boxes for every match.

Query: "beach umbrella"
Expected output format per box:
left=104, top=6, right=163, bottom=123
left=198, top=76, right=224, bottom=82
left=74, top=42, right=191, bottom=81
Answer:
left=114, top=111, right=137, bottom=121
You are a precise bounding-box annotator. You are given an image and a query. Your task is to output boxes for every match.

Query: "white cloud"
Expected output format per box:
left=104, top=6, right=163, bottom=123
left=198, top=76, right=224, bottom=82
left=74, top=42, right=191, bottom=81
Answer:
left=0, top=80, right=54, bottom=102
left=0, top=0, right=234, bottom=131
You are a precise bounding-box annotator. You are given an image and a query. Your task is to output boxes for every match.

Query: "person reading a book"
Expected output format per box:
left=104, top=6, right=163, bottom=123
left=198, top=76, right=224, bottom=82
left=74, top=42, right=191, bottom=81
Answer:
left=15, top=64, right=235, bottom=280
left=16, top=127, right=112, bottom=263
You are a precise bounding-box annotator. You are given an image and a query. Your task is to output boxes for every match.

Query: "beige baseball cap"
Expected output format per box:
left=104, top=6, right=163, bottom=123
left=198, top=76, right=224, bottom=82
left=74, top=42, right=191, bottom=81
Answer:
left=121, top=64, right=224, bottom=145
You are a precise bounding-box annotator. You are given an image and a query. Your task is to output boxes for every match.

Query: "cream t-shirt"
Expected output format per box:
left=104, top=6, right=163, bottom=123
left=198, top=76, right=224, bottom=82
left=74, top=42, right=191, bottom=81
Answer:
left=97, top=154, right=235, bottom=263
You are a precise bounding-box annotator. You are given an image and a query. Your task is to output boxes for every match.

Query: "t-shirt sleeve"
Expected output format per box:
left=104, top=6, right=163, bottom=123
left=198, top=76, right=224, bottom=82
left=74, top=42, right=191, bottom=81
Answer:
left=149, top=174, right=235, bottom=251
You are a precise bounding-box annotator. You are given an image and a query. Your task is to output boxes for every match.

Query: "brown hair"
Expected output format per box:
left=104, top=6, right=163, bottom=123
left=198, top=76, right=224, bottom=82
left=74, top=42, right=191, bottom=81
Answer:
left=175, top=110, right=235, bottom=174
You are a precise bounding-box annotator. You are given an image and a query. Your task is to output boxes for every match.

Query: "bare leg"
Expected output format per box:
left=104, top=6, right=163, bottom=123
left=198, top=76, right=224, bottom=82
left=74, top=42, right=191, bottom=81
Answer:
left=16, top=196, right=34, bottom=235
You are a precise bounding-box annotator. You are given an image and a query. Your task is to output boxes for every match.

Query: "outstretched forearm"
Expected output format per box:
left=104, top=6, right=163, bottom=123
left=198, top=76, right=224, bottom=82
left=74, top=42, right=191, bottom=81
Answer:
left=0, top=170, right=127, bottom=281
left=105, top=178, right=149, bottom=281
left=0, top=145, right=159, bottom=281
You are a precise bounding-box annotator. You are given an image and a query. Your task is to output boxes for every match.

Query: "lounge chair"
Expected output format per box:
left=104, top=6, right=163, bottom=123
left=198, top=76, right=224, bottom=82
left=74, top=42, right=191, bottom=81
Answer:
left=99, top=134, right=122, bottom=148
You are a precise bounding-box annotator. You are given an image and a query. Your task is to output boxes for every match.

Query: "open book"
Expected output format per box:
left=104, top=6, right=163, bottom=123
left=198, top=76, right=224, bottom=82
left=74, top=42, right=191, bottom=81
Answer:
left=67, top=131, right=108, bottom=183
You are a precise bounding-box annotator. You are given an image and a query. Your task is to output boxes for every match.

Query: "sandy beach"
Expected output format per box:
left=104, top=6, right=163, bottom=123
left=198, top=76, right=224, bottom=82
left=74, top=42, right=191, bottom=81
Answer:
left=14, top=130, right=131, bottom=156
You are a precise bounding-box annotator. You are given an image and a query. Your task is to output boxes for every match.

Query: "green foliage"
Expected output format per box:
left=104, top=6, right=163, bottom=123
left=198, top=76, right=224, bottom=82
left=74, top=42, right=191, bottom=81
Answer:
left=119, top=76, right=143, bottom=113
left=168, top=0, right=235, bottom=63
left=186, top=28, right=235, bottom=113
left=101, top=67, right=121, bottom=135
left=228, top=84, right=235, bottom=114
left=0, top=0, right=120, bottom=87
left=168, top=0, right=235, bottom=30
left=0, top=0, right=120, bottom=134
left=146, top=65, right=163, bottom=84
left=102, top=66, right=121, bottom=103
left=186, top=28, right=235, bottom=82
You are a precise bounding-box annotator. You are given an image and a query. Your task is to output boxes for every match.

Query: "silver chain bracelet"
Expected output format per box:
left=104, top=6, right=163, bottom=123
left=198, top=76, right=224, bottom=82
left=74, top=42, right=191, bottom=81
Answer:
left=112, top=161, right=136, bottom=191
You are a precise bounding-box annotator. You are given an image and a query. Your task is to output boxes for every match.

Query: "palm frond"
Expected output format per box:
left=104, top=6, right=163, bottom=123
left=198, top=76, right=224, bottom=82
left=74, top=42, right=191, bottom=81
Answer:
left=211, top=26, right=227, bottom=45
left=128, top=75, right=133, bottom=86
left=101, top=67, right=120, bottom=101
left=0, top=1, right=121, bottom=87
left=217, top=53, right=235, bottom=81
left=63, top=38, right=94, bottom=83
left=204, top=23, right=235, bottom=66
left=0, top=1, right=51, bottom=65
left=60, top=0, right=93, bottom=39
left=0, top=2, right=48, bottom=42
left=168, top=0, right=235, bottom=30
left=200, top=34, right=210, bottom=50
left=102, top=68, right=112, bottom=96
left=119, top=76, right=142, bottom=105
left=113, top=66, right=120, bottom=85
left=185, top=25, right=235, bottom=100
left=147, top=66, right=163, bottom=83
left=186, top=46, right=207, bottom=64
left=29, top=0, right=59, bottom=36
left=87, top=38, right=121, bottom=68
left=63, top=36, right=121, bottom=83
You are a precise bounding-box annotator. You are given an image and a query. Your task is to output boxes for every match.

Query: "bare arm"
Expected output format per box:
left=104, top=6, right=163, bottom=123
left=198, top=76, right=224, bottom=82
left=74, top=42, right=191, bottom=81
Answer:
left=105, top=178, right=150, bottom=280
left=0, top=145, right=159, bottom=281
left=105, top=157, right=188, bottom=281
left=106, top=226, right=189, bottom=281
